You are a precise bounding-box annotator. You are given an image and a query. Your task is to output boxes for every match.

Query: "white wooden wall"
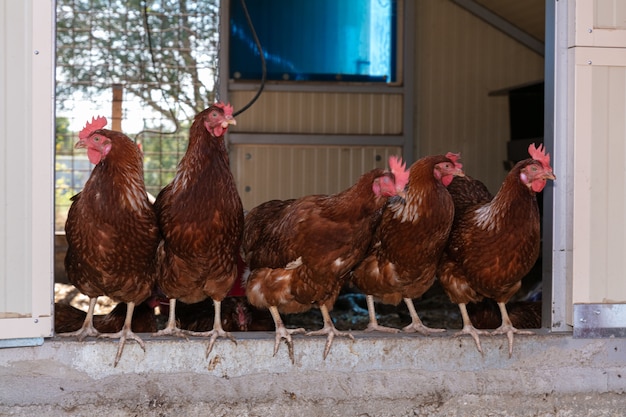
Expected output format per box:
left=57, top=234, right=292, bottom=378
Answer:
left=0, top=0, right=54, bottom=341
left=571, top=0, right=626, bottom=306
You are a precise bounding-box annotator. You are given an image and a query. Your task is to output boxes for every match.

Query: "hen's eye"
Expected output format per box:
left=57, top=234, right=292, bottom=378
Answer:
left=211, top=112, right=218, bottom=118
left=93, top=136, right=100, bottom=142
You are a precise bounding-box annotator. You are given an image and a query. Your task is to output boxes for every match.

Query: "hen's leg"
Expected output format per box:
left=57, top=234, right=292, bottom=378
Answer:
left=401, top=298, right=446, bottom=334
left=269, top=305, right=305, bottom=364
left=98, top=301, right=145, bottom=367
left=306, top=305, right=355, bottom=359
left=363, top=295, right=400, bottom=333
left=454, top=303, right=490, bottom=355
left=491, top=301, right=534, bottom=358
left=152, top=298, right=188, bottom=339
left=58, top=297, right=100, bottom=340
left=182, top=300, right=237, bottom=357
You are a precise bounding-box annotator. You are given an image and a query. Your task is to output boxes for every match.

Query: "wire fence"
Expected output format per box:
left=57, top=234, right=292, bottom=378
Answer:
left=54, top=0, right=220, bottom=231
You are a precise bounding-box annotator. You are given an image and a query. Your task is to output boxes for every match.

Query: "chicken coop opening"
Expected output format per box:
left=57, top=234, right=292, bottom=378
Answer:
left=53, top=0, right=546, bottom=350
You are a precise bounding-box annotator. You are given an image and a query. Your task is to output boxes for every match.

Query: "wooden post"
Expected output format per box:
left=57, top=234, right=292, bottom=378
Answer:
left=112, top=84, right=123, bottom=131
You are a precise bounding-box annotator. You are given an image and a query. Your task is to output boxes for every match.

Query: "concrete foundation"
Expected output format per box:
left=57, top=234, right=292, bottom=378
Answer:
left=0, top=331, right=625, bottom=416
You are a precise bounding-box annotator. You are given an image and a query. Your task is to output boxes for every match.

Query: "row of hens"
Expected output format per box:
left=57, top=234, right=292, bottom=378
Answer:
left=58, top=101, right=555, bottom=366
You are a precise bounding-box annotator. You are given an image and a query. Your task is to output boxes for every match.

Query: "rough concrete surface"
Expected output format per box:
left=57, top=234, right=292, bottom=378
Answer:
left=0, top=332, right=625, bottom=416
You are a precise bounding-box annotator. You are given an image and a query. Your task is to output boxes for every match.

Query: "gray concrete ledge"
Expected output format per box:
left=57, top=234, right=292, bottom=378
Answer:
left=0, top=332, right=625, bottom=416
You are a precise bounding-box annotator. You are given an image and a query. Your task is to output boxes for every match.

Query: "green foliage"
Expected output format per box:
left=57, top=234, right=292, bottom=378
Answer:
left=56, top=0, right=220, bottom=122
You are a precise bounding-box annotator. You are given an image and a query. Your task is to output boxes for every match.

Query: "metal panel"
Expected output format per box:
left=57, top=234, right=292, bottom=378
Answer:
left=0, top=0, right=54, bottom=340
left=573, top=303, right=626, bottom=338
left=229, top=91, right=403, bottom=135
left=231, top=145, right=402, bottom=210
left=543, top=0, right=574, bottom=331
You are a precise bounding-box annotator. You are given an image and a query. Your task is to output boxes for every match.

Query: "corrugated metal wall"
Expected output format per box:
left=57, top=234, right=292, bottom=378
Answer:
left=230, top=91, right=403, bottom=135
left=232, top=145, right=402, bottom=210
left=414, top=0, right=545, bottom=193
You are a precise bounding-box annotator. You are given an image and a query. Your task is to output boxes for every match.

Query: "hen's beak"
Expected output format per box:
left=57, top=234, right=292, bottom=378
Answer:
left=74, top=139, right=87, bottom=149
left=544, top=171, right=556, bottom=181
left=221, top=116, right=237, bottom=129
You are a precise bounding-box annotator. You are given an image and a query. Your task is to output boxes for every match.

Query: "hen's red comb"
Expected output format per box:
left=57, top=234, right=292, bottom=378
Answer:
left=79, top=116, right=107, bottom=139
left=216, top=102, right=234, bottom=117
left=445, top=152, right=463, bottom=170
left=389, top=155, right=410, bottom=191
left=528, top=143, right=551, bottom=170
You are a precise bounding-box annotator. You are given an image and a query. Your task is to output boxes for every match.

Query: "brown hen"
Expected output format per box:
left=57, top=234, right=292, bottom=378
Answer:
left=437, top=143, right=555, bottom=356
left=59, top=116, right=160, bottom=367
left=153, top=102, right=243, bottom=357
left=351, top=153, right=464, bottom=334
left=242, top=157, right=409, bottom=362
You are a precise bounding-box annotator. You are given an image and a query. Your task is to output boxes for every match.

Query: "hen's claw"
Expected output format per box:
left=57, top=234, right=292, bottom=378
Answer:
left=307, top=326, right=355, bottom=359
left=491, top=324, right=534, bottom=358
left=494, top=301, right=534, bottom=357
left=307, top=305, right=354, bottom=359
left=456, top=303, right=490, bottom=355
left=152, top=327, right=190, bottom=340
left=57, top=297, right=100, bottom=341
left=364, top=322, right=400, bottom=333
left=274, top=326, right=306, bottom=363
left=363, top=295, right=400, bottom=333
left=97, top=301, right=144, bottom=367
left=402, top=297, right=446, bottom=335
left=453, top=324, right=490, bottom=355
left=58, top=324, right=101, bottom=341
left=99, top=328, right=146, bottom=367
left=189, top=329, right=237, bottom=358
left=151, top=298, right=189, bottom=340
left=402, top=322, right=447, bottom=335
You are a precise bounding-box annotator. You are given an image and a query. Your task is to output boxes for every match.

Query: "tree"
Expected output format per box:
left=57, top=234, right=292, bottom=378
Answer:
left=56, top=0, right=220, bottom=128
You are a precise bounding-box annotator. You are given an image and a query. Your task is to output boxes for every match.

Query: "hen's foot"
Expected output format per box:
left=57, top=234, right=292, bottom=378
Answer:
left=453, top=324, right=491, bottom=355
left=402, top=322, right=446, bottom=335
left=57, top=324, right=100, bottom=341
left=98, top=329, right=146, bottom=367
left=364, top=322, right=400, bottom=333
left=152, top=326, right=189, bottom=341
left=491, top=324, right=534, bottom=358
left=274, top=326, right=306, bottom=363
left=182, top=328, right=237, bottom=358
left=306, top=324, right=355, bottom=359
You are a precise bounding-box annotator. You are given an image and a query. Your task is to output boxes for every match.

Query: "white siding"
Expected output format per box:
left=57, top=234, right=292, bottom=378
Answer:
left=571, top=0, right=626, bottom=305
left=0, top=0, right=54, bottom=339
